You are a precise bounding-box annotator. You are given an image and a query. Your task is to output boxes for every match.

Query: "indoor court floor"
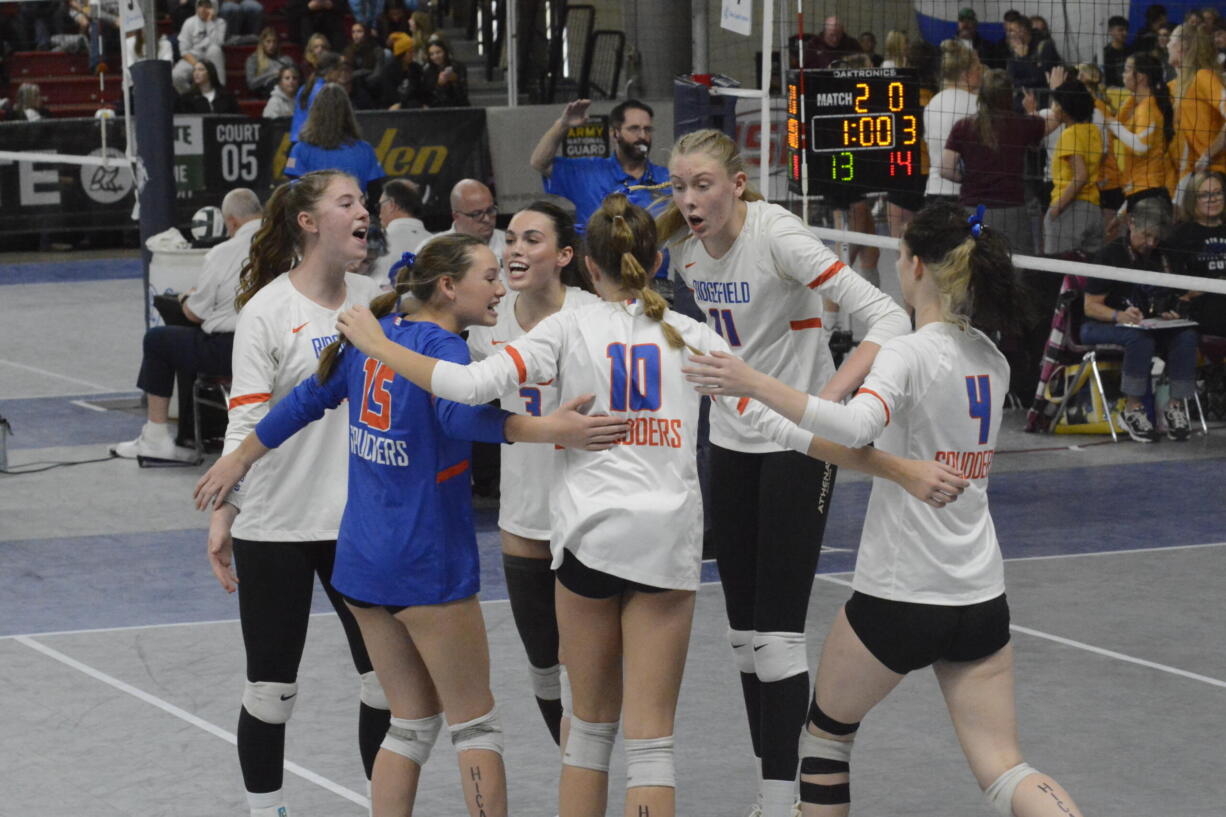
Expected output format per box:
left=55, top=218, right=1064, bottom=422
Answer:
left=1, top=252, right=1223, bottom=816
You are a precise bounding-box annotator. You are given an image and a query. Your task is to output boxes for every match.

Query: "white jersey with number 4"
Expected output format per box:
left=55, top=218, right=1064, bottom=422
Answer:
left=430, top=299, right=815, bottom=590
left=467, top=285, right=601, bottom=540
left=799, top=322, right=1009, bottom=605
left=225, top=273, right=379, bottom=541
left=673, top=200, right=911, bottom=454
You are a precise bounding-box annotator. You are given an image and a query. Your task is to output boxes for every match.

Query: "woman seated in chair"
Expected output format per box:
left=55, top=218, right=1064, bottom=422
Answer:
left=1081, top=197, right=1200, bottom=442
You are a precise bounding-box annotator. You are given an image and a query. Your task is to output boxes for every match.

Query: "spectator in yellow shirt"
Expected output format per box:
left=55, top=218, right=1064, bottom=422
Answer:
left=1168, top=23, right=1226, bottom=201
left=1045, top=78, right=1104, bottom=255
left=1107, top=53, right=1176, bottom=211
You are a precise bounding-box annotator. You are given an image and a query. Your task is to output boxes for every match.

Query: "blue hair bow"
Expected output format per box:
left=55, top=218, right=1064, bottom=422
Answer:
left=968, top=204, right=986, bottom=238
left=388, top=251, right=416, bottom=288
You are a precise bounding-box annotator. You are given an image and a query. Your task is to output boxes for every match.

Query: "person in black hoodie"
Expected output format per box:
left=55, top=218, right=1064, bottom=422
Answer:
left=176, top=59, right=240, bottom=113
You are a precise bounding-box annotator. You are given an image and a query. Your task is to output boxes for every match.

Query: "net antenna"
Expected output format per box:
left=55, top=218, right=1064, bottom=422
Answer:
left=0, top=0, right=141, bottom=178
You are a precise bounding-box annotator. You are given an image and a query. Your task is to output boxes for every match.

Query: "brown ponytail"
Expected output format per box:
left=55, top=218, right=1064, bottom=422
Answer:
left=316, top=233, right=486, bottom=382
left=587, top=193, right=696, bottom=352
left=235, top=169, right=352, bottom=310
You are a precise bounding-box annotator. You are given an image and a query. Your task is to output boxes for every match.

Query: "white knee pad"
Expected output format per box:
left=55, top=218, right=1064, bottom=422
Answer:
left=984, top=762, right=1038, bottom=817
left=382, top=714, right=443, bottom=766
left=729, top=628, right=755, bottom=674
left=242, top=681, right=298, bottom=725
left=359, top=670, right=389, bottom=711
left=559, top=665, right=572, bottom=717
left=449, top=706, right=505, bottom=756
left=562, top=715, right=619, bottom=773
left=529, top=663, right=562, bottom=701
left=624, top=736, right=675, bottom=789
left=798, top=726, right=856, bottom=808
left=752, top=631, right=809, bottom=683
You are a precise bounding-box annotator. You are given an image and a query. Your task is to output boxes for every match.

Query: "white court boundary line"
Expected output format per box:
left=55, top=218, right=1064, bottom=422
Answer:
left=13, top=635, right=371, bottom=810
left=0, top=358, right=124, bottom=393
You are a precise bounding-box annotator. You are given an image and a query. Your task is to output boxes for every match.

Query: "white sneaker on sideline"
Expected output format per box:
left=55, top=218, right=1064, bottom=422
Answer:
left=111, top=422, right=195, bottom=461
left=745, top=798, right=801, bottom=817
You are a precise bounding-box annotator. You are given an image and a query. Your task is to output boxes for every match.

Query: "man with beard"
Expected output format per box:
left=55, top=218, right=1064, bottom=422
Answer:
left=529, top=98, right=668, bottom=233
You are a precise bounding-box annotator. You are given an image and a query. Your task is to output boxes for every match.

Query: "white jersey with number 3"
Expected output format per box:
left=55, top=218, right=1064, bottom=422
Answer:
left=800, top=322, right=1009, bottom=605
left=467, top=286, right=601, bottom=539
left=673, top=200, right=911, bottom=453
left=429, top=299, right=814, bottom=590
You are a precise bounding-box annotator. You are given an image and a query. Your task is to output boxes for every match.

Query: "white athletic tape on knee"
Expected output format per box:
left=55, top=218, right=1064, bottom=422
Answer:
left=624, top=736, right=675, bottom=789
left=529, top=663, right=562, bottom=701
left=985, top=762, right=1038, bottom=817
left=728, top=628, right=755, bottom=674
left=242, top=681, right=298, bottom=725
left=449, top=706, right=505, bottom=756
left=799, top=726, right=855, bottom=765
left=559, top=665, right=572, bottom=717
left=752, top=631, right=809, bottom=683
left=359, top=670, right=389, bottom=710
left=562, top=715, right=619, bottom=772
left=382, top=714, right=443, bottom=766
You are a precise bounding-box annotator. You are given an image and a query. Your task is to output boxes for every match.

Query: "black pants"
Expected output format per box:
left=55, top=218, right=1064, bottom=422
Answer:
left=135, top=325, right=232, bottom=443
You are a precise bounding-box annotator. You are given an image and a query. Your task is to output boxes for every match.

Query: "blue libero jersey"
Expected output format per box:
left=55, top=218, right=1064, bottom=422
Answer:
left=256, top=315, right=510, bottom=606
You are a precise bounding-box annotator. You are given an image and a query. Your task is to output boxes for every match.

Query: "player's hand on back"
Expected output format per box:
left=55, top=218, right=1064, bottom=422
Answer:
left=336, top=303, right=389, bottom=356
left=683, top=351, right=763, bottom=398
left=547, top=393, right=629, bottom=450
left=194, top=452, right=254, bottom=511
left=899, top=459, right=969, bottom=508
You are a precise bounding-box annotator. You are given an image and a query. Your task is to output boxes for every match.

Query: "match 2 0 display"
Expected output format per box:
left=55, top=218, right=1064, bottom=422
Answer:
left=786, top=68, right=924, bottom=198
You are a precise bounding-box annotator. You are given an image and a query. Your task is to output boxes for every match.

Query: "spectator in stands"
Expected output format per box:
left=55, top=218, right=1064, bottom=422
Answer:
left=1029, top=15, right=1052, bottom=42
left=1166, top=169, right=1226, bottom=335
left=343, top=22, right=386, bottom=97
left=17, top=1, right=60, bottom=51
left=111, top=188, right=263, bottom=461
left=291, top=49, right=340, bottom=141
left=11, top=82, right=51, bottom=120
left=65, top=0, right=120, bottom=72
left=802, top=15, right=860, bottom=69
left=301, top=31, right=331, bottom=85
left=420, top=36, right=467, bottom=107
left=372, top=178, right=429, bottom=286
left=1081, top=197, right=1198, bottom=442
left=955, top=7, right=994, bottom=66
left=1215, top=21, right=1226, bottom=67
left=419, top=178, right=506, bottom=263
left=284, top=83, right=385, bottom=195
left=530, top=98, right=666, bottom=233
left=168, top=0, right=196, bottom=35
left=220, top=0, right=261, bottom=40
left=1103, top=15, right=1133, bottom=87
left=858, top=31, right=883, bottom=67
left=383, top=31, right=422, bottom=108
left=285, top=0, right=347, bottom=51
left=335, top=55, right=377, bottom=109
left=1106, top=52, right=1174, bottom=210
left=946, top=69, right=1052, bottom=255
left=408, top=9, right=433, bottom=63
left=1168, top=23, right=1226, bottom=203
left=176, top=58, right=240, bottom=112
left=246, top=27, right=295, bottom=96
left=925, top=39, right=981, bottom=205
left=1004, top=13, right=1060, bottom=94
left=379, top=0, right=410, bottom=39
left=348, top=0, right=381, bottom=35
left=172, top=0, right=226, bottom=94
left=1078, top=62, right=1125, bottom=233
left=1045, top=78, right=1104, bottom=256
left=263, top=64, right=299, bottom=117
left=1135, top=4, right=1168, bottom=55
left=881, top=29, right=908, bottom=69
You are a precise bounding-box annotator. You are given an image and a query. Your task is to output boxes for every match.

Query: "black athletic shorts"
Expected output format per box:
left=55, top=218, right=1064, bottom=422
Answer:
left=886, top=184, right=926, bottom=213
left=342, top=593, right=408, bottom=616
left=820, top=185, right=868, bottom=211
left=844, top=591, right=1010, bottom=674
left=556, top=549, right=671, bottom=599
left=1099, top=187, right=1125, bottom=212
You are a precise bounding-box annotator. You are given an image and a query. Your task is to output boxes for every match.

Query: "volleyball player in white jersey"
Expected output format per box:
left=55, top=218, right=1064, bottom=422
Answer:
left=685, top=202, right=1084, bottom=817
left=334, top=194, right=968, bottom=817
left=205, top=170, right=387, bottom=817
left=658, top=129, right=912, bottom=817
left=466, top=200, right=598, bottom=746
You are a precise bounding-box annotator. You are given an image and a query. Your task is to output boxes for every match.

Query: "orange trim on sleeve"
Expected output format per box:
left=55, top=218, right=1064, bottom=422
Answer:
left=736, top=396, right=750, bottom=415
left=436, top=460, right=470, bottom=483
left=228, top=393, right=271, bottom=410
left=789, top=317, right=823, bottom=331
left=505, top=345, right=528, bottom=384
left=856, top=387, right=890, bottom=426
left=806, top=261, right=845, bottom=289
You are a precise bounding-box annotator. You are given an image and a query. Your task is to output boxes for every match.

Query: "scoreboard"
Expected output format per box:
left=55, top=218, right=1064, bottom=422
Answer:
left=787, top=68, right=925, bottom=198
